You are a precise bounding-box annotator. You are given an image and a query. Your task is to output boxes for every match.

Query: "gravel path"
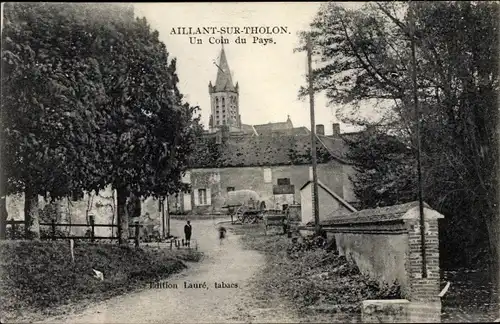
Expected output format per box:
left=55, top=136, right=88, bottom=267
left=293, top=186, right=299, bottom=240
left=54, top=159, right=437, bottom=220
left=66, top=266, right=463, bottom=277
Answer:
left=38, top=218, right=300, bottom=324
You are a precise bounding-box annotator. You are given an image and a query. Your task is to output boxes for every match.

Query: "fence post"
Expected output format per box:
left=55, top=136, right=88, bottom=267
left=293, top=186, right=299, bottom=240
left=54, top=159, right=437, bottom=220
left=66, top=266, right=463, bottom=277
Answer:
left=135, top=224, right=140, bottom=248
left=12, top=221, right=18, bottom=239
left=89, top=215, right=95, bottom=243
left=51, top=219, right=56, bottom=241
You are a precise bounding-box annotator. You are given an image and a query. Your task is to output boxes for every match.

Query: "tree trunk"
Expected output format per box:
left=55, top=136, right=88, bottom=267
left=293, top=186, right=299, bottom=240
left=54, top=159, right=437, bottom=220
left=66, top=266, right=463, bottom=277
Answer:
left=127, top=192, right=141, bottom=219
left=0, top=196, right=7, bottom=240
left=490, top=214, right=500, bottom=319
left=485, top=213, right=500, bottom=319
left=24, top=188, right=40, bottom=240
left=116, top=186, right=129, bottom=245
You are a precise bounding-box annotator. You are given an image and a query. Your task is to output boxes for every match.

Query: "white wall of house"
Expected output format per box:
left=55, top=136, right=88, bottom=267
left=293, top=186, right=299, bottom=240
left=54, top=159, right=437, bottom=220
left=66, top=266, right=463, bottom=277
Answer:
left=183, top=192, right=192, bottom=211
left=273, top=193, right=294, bottom=209
left=342, top=164, right=358, bottom=204
left=300, top=181, right=355, bottom=225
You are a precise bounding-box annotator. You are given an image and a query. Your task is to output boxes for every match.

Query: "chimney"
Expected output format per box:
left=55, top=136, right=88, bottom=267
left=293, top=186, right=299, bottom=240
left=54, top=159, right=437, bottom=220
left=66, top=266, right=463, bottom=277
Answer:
left=316, top=124, right=325, bottom=136
left=332, top=123, right=340, bottom=137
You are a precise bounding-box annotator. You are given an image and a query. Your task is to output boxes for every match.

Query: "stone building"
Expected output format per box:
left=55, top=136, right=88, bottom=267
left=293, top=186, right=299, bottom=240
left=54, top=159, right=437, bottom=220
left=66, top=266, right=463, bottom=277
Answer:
left=168, top=126, right=358, bottom=215
left=167, top=46, right=359, bottom=215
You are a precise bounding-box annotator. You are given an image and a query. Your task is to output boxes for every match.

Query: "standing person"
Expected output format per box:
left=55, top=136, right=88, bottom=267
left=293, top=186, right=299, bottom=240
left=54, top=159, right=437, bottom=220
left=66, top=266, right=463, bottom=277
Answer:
left=218, top=226, right=227, bottom=245
left=184, top=221, right=192, bottom=247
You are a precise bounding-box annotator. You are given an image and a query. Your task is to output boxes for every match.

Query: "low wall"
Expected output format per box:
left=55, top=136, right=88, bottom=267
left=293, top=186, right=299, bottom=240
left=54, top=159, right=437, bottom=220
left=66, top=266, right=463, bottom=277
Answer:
left=362, top=300, right=441, bottom=323
left=311, top=201, right=444, bottom=302
left=5, top=187, right=164, bottom=238
left=336, top=231, right=409, bottom=295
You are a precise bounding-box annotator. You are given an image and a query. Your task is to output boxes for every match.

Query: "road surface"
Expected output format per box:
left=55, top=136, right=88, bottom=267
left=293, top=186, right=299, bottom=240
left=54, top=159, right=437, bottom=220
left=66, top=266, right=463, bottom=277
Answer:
left=38, top=218, right=299, bottom=323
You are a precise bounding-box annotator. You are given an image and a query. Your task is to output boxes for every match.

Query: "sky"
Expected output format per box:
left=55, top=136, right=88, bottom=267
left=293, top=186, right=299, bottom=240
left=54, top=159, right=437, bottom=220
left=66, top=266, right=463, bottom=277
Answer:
left=133, top=2, right=366, bottom=135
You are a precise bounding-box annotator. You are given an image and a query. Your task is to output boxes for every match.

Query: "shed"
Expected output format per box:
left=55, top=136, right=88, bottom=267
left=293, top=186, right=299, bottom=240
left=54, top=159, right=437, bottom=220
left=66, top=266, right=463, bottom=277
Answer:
left=299, top=180, right=357, bottom=225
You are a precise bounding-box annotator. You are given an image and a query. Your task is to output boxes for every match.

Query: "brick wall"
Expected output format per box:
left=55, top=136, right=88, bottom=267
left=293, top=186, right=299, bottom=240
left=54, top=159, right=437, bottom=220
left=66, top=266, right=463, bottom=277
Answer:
left=314, top=201, right=444, bottom=302
left=406, top=217, right=441, bottom=301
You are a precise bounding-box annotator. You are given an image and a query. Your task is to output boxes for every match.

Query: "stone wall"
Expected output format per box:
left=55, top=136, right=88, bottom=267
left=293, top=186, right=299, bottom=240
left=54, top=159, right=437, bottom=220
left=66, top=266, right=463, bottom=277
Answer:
left=5, top=186, right=164, bottom=238
left=317, top=201, right=444, bottom=302
left=179, top=161, right=348, bottom=214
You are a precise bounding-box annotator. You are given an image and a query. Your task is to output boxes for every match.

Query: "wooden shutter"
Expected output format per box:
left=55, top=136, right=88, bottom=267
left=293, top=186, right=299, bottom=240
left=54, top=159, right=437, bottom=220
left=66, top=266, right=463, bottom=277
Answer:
left=193, top=189, right=199, bottom=206
left=206, top=188, right=211, bottom=205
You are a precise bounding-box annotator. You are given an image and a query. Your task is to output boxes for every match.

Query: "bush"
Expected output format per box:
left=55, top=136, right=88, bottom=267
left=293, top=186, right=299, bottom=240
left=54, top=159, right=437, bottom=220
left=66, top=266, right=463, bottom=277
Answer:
left=0, top=240, right=203, bottom=321
left=237, top=227, right=402, bottom=314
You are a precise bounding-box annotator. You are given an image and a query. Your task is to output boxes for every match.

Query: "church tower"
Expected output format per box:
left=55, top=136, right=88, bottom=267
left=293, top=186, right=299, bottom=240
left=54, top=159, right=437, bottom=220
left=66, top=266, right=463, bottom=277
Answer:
left=208, top=45, right=240, bottom=132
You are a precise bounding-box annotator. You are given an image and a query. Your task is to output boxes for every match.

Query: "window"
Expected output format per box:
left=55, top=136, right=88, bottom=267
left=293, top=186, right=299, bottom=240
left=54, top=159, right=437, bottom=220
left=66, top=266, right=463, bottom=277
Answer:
left=181, top=171, right=191, bottom=183
left=277, top=178, right=291, bottom=186
left=216, top=121, right=219, bottom=125
left=227, top=187, right=235, bottom=192
left=263, top=168, right=272, bottom=183
left=198, top=189, right=207, bottom=205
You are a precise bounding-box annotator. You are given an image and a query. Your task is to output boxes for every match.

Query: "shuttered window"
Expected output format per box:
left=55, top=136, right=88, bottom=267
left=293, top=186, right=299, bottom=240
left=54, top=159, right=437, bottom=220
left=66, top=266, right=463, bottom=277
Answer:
left=195, top=188, right=211, bottom=206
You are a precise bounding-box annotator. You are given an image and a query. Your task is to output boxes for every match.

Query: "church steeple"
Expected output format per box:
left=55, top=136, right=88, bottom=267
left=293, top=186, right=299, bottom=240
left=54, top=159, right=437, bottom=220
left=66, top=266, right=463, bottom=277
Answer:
left=209, top=45, right=240, bottom=132
left=214, top=45, right=235, bottom=92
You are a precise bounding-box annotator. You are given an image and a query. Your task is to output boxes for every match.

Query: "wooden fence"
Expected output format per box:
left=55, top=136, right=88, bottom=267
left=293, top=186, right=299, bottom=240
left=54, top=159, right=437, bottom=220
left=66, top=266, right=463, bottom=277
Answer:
left=5, top=215, right=144, bottom=247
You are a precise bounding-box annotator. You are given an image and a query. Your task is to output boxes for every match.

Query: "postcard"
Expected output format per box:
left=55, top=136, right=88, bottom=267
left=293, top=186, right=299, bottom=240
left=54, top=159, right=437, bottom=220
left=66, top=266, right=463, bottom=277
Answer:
left=1, top=2, right=499, bottom=323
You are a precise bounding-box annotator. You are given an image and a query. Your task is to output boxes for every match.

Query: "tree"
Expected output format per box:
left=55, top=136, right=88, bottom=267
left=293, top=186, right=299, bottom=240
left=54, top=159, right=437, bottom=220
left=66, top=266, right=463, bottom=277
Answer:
left=1, top=3, right=110, bottom=238
left=1, top=3, right=202, bottom=244
left=298, top=1, right=499, bottom=277
left=87, top=12, right=201, bottom=245
left=343, top=129, right=417, bottom=208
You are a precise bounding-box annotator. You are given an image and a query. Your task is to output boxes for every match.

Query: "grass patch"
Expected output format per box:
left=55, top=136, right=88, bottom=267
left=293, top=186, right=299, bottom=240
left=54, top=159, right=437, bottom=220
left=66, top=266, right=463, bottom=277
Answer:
left=0, top=240, right=203, bottom=322
left=229, top=224, right=401, bottom=315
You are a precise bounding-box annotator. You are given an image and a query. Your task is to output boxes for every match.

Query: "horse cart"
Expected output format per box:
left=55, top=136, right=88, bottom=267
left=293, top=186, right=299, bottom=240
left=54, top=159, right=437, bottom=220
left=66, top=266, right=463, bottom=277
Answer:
left=222, top=190, right=289, bottom=231
left=222, top=190, right=268, bottom=224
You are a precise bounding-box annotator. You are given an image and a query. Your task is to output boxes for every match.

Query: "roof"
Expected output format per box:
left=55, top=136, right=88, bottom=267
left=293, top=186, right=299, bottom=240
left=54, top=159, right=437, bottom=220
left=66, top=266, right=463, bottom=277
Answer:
left=254, top=116, right=293, bottom=135
left=300, top=180, right=357, bottom=212
left=213, top=46, right=236, bottom=92
left=320, top=201, right=435, bottom=226
left=316, top=135, right=349, bottom=160
left=240, top=124, right=256, bottom=135
left=190, top=132, right=349, bottom=168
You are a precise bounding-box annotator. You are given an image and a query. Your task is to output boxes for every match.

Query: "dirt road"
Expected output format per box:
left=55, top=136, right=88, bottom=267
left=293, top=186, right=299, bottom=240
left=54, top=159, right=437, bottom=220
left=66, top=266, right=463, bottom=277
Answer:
left=39, top=218, right=299, bottom=323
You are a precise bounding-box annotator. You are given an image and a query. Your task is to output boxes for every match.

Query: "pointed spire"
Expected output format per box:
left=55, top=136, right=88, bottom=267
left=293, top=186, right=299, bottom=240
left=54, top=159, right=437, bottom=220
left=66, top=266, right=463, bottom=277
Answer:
left=214, top=45, right=235, bottom=92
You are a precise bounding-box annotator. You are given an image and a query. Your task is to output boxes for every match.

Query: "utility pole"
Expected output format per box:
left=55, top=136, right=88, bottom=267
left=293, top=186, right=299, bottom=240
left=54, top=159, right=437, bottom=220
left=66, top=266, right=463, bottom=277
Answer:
left=307, top=35, right=320, bottom=235
left=409, top=1, right=427, bottom=278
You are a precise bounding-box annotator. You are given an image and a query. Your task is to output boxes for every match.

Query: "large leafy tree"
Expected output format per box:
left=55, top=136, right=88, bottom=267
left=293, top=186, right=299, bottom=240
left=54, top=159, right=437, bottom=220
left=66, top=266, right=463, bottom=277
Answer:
left=91, top=15, right=201, bottom=244
left=299, top=1, right=499, bottom=279
left=1, top=3, right=110, bottom=238
left=1, top=3, right=202, bottom=244
left=343, top=130, right=416, bottom=208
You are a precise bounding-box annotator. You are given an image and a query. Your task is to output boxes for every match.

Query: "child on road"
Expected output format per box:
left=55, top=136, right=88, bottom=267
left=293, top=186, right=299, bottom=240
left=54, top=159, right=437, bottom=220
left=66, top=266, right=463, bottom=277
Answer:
left=218, top=226, right=227, bottom=245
